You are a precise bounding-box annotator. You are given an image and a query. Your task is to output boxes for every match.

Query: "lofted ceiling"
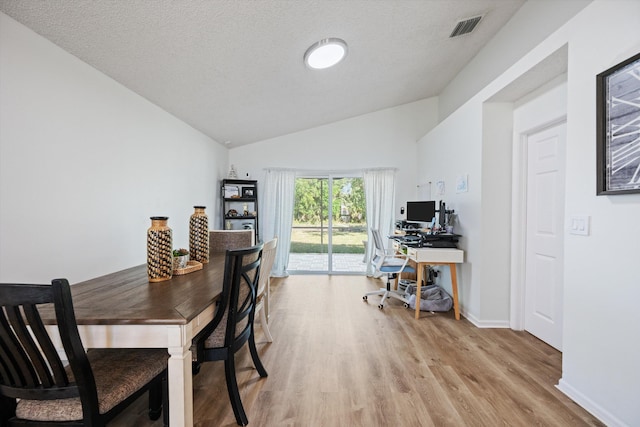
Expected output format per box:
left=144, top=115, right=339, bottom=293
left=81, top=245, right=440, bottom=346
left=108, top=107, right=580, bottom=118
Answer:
left=0, top=0, right=525, bottom=147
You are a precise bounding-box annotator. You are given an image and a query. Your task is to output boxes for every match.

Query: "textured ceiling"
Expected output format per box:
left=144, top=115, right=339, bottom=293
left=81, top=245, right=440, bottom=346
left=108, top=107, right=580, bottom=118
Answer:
left=1, top=0, right=525, bottom=147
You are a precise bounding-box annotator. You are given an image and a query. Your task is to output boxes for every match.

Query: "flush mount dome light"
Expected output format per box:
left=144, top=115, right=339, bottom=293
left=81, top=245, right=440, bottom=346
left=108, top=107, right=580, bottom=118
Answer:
left=304, top=38, right=348, bottom=69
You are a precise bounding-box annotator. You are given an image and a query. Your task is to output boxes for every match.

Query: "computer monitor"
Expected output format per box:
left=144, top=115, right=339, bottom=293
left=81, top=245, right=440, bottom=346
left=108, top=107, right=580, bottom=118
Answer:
left=406, top=200, right=436, bottom=223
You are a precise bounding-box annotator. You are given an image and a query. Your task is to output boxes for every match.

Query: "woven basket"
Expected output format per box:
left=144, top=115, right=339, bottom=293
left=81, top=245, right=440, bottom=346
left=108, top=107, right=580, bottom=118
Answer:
left=173, top=261, right=203, bottom=276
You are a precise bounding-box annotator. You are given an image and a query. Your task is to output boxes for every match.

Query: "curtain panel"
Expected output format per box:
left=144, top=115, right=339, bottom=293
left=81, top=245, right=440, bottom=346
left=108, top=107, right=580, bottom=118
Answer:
left=261, top=169, right=296, bottom=277
left=363, top=168, right=396, bottom=276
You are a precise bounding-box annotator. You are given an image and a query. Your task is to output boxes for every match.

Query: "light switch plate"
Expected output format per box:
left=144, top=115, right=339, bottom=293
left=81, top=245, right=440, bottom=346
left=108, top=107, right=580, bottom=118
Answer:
left=569, top=215, right=590, bottom=236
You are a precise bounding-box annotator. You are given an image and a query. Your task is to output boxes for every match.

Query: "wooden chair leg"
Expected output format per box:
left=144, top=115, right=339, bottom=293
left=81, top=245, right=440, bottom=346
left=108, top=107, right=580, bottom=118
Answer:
left=0, top=395, right=16, bottom=425
left=259, top=306, right=274, bottom=342
left=162, top=373, right=169, bottom=427
left=248, top=330, right=268, bottom=378
left=224, top=357, right=249, bottom=426
left=192, top=360, right=202, bottom=375
left=148, top=376, right=163, bottom=421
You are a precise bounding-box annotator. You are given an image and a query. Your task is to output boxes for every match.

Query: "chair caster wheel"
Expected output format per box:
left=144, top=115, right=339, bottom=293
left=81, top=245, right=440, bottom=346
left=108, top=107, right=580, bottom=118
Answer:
left=378, top=304, right=384, bottom=309
left=363, top=295, right=368, bottom=301
left=404, top=303, right=410, bottom=308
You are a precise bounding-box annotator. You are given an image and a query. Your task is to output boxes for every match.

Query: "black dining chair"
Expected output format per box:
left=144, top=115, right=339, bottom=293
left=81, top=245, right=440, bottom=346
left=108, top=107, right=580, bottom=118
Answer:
left=0, top=279, right=169, bottom=427
left=192, top=244, right=267, bottom=426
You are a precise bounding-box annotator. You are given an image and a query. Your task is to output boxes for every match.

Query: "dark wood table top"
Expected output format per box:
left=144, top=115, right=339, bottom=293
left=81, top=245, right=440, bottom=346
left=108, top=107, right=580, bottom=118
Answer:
left=40, top=253, right=226, bottom=325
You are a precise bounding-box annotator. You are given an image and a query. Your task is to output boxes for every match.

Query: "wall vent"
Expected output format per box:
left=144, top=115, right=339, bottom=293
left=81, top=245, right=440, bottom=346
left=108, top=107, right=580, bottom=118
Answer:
left=449, top=15, right=482, bottom=38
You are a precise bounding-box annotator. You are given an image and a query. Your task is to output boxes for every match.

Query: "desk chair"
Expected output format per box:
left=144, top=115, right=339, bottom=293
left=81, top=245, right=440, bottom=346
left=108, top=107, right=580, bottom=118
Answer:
left=255, top=237, right=277, bottom=342
left=192, top=244, right=267, bottom=426
left=363, top=229, right=415, bottom=309
left=0, top=279, right=168, bottom=427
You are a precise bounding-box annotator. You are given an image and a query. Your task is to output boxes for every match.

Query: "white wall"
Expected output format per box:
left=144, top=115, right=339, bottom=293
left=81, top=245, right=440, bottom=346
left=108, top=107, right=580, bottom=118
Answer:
left=417, top=1, right=640, bottom=425
left=0, top=13, right=228, bottom=284
left=228, top=97, right=439, bottom=232
left=480, top=102, right=514, bottom=324
left=438, top=0, right=591, bottom=120
left=416, top=101, right=483, bottom=320
left=558, top=2, right=640, bottom=425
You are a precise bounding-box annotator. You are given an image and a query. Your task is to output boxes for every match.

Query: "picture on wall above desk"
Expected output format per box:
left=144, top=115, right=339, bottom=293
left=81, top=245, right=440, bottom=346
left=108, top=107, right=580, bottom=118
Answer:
left=436, top=180, right=445, bottom=195
left=596, top=51, right=640, bottom=195
left=456, top=174, right=468, bottom=193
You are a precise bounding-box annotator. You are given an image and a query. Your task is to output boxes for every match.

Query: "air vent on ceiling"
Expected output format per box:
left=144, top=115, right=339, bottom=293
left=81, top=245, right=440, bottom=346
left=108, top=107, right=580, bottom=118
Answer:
left=449, top=15, right=483, bottom=38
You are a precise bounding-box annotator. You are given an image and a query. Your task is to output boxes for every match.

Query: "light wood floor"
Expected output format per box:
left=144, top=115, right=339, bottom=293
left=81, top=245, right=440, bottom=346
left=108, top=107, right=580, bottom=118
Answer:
left=111, top=275, right=603, bottom=426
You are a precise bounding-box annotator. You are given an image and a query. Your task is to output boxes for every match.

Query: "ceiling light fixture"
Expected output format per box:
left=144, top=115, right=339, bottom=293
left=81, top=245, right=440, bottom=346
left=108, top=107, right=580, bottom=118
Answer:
left=304, top=38, right=348, bottom=70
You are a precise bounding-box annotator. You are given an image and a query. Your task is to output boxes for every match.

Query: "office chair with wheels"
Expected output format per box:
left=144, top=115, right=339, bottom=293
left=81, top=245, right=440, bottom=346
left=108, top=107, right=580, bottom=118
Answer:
left=192, top=244, right=267, bottom=426
left=363, top=228, right=415, bottom=309
left=0, top=279, right=168, bottom=427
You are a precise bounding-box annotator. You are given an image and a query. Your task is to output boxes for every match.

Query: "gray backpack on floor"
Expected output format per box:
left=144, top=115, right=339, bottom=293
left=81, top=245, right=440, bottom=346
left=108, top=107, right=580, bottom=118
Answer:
left=404, top=284, right=453, bottom=312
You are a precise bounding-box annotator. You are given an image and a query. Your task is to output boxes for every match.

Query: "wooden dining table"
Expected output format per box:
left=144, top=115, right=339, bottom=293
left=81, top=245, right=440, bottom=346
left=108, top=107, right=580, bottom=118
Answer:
left=41, top=253, right=227, bottom=427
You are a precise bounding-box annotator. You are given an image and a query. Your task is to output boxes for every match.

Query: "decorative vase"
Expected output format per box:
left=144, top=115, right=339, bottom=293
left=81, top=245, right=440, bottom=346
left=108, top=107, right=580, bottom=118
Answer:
left=189, top=206, right=209, bottom=263
left=228, top=164, right=238, bottom=179
left=147, top=216, right=173, bottom=282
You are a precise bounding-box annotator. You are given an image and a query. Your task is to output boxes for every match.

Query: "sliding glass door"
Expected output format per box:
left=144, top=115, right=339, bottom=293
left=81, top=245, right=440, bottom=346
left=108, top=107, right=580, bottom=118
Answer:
left=289, top=175, right=366, bottom=274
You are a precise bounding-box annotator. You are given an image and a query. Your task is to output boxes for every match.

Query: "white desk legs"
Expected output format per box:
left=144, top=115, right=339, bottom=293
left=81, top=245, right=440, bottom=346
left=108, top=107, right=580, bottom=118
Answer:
left=167, top=325, right=194, bottom=427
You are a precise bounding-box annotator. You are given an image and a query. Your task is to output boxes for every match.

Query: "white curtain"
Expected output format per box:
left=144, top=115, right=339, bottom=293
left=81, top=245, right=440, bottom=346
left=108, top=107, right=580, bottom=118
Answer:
left=261, top=169, right=296, bottom=277
left=364, top=168, right=396, bottom=276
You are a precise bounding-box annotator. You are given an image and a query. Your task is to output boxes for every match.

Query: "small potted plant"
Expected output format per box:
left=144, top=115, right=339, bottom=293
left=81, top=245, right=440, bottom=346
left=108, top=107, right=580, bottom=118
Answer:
left=173, top=248, right=189, bottom=270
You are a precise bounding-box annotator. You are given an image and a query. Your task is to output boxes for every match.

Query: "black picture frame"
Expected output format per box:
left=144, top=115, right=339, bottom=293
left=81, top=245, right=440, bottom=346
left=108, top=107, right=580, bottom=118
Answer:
left=596, top=52, right=640, bottom=195
left=242, top=187, right=255, bottom=198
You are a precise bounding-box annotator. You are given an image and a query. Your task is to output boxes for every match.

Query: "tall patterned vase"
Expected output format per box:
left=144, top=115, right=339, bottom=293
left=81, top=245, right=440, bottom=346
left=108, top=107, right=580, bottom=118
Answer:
left=189, top=206, right=209, bottom=263
left=147, top=216, right=173, bottom=282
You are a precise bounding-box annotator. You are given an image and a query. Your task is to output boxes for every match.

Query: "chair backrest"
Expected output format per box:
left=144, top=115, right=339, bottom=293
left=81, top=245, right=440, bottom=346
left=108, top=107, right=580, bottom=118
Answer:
left=370, top=229, right=387, bottom=269
left=370, top=228, right=410, bottom=275
left=210, top=230, right=255, bottom=253
left=196, top=244, right=263, bottom=352
left=0, top=279, right=100, bottom=422
left=257, top=237, right=278, bottom=298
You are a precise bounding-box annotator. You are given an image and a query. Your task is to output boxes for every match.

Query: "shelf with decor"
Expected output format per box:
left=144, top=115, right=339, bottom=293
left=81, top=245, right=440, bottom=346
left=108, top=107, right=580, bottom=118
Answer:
left=221, top=179, right=259, bottom=242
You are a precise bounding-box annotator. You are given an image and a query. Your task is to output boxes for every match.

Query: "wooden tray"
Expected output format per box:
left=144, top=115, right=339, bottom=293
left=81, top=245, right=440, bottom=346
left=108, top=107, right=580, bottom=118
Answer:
left=173, top=260, right=203, bottom=275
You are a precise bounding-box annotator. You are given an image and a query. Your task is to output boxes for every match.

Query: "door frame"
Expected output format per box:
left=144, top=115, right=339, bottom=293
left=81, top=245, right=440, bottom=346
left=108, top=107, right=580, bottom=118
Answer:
left=291, top=173, right=365, bottom=274
left=510, top=116, right=567, bottom=330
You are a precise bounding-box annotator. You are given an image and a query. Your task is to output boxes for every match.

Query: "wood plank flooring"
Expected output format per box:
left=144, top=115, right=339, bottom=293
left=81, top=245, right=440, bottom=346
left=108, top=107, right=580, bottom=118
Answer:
left=111, top=275, right=603, bottom=426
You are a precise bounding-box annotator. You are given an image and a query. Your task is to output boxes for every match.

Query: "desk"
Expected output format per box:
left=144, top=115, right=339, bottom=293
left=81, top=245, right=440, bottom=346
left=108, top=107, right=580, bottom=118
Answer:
left=41, top=254, right=227, bottom=427
left=402, top=246, right=464, bottom=320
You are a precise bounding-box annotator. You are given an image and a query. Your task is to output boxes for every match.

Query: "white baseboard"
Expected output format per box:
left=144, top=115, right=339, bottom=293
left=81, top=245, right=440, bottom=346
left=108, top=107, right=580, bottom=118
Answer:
left=462, top=310, right=510, bottom=328
left=557, top=378, right=629, bottom=427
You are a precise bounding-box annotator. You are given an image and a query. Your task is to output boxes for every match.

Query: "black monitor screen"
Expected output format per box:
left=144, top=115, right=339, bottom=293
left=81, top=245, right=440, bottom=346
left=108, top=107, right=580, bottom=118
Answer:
left=406, top=201, right=436, bottom=222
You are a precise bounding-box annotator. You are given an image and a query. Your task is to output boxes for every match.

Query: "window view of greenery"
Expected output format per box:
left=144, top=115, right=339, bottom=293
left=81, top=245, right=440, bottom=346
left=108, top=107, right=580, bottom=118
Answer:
left=291, top=177, right=367, bottom=254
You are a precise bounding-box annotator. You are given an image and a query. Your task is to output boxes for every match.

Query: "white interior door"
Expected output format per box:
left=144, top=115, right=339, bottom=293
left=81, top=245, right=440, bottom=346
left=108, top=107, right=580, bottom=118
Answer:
left=525, top=122, right=566, bottom=350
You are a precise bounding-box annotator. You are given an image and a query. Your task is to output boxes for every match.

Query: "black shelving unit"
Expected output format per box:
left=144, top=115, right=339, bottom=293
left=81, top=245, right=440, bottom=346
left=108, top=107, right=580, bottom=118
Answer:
left=221, top=179, right=259, bottom=242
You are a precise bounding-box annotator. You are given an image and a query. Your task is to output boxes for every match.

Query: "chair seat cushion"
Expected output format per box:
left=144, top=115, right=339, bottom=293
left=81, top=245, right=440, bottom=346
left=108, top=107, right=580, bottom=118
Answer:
left=380, top=265, right=415, bottom=273
left=203, top=311, right=249, bottom=349
left=16, top=348, right=168, bottom=422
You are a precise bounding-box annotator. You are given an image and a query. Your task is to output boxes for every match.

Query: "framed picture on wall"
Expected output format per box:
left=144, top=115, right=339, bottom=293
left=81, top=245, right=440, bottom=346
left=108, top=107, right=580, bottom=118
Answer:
left=596, top=51, right=640, bottom=195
